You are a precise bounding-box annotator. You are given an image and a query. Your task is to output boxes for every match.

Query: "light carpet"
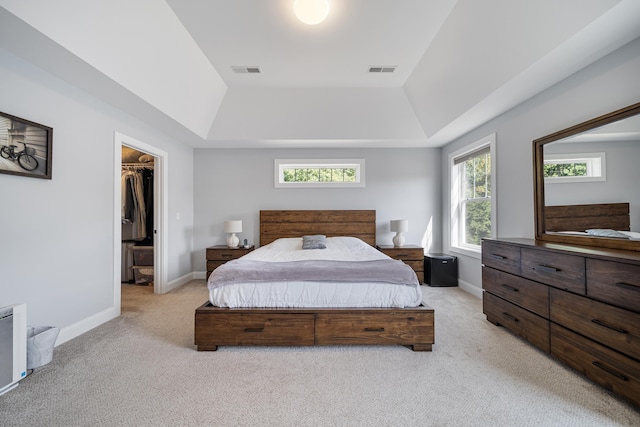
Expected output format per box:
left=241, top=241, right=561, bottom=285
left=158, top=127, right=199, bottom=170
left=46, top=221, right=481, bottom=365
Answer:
left=0, top=281, right=638, bottom=426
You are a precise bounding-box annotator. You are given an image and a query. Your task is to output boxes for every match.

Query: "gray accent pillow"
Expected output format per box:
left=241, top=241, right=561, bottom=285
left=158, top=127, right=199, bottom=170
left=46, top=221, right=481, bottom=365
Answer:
left=302, top=235, right=327, bottom=249
left=585, top=229, right=630, bottom=239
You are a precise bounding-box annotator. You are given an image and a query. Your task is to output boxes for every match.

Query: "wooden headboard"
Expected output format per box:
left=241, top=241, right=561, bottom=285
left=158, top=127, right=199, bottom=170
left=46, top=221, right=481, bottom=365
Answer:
left=260, top=210, right=376, bottom=246
left=545, top=202, right=630, bottom=232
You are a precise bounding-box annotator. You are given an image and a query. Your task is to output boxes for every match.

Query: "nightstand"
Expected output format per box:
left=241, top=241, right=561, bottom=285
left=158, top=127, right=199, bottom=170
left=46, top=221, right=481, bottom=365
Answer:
left=206, top=245, right=254, bottom=279
left=376, top=245, right=424, bottom=283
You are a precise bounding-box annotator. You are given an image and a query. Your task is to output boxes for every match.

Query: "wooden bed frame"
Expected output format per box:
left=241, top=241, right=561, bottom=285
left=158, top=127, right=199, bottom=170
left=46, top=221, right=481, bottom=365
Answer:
left=544, top=202, right=630, bottom=232
left=195, top=210, right=434, bottom=352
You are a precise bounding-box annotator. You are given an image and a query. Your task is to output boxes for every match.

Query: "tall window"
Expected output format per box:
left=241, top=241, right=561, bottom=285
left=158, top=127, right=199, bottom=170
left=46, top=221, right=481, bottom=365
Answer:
left=449, top=134, right=496, bottom=255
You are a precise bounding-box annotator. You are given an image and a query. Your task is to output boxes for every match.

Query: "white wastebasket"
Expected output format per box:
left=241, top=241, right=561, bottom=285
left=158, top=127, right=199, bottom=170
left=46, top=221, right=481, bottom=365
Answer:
left=26, top=326, right=59, bottom=369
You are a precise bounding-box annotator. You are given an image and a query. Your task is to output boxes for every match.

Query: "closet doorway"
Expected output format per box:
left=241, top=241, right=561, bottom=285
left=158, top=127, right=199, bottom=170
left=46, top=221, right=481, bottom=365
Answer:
left=121, top=146, right=155, bottom=288
left=114, top=132, right=167, bottom=307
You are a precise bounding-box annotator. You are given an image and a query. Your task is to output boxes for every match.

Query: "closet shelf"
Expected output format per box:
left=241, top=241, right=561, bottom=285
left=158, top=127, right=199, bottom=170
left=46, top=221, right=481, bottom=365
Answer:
left=122, top=162, right=154, bottom=169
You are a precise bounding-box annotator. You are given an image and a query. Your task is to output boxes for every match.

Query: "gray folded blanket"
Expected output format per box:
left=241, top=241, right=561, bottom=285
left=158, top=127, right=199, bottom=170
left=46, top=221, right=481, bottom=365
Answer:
left=208, top=259, right=419, bottom=290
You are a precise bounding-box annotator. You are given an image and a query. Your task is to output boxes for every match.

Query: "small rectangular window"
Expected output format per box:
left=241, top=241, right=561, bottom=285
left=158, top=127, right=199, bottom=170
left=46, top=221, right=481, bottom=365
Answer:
left=544, top=152, right=605, bottom=183
left=275, top=159, right=365, bottom=188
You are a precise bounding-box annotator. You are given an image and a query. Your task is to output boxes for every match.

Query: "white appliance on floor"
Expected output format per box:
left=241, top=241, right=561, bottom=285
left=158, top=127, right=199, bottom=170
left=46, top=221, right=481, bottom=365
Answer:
left=0, top=304, right=27, bottom=395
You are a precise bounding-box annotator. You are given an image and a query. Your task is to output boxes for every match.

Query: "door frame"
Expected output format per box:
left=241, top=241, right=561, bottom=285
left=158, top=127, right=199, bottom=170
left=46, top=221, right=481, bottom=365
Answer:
left=114, top=131, right=168, bottom=308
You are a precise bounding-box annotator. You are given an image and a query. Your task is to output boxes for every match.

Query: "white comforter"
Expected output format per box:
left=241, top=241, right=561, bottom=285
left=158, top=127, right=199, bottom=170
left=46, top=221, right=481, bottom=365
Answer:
left=208, top=236, right=423, bottom=308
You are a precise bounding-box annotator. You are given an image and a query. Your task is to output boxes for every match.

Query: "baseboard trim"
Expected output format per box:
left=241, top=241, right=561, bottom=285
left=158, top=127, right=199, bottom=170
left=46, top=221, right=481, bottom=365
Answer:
left=458, top=279, right=482, bottom=298
left=56, top=306, right=119, bottom=347
left=165, top=272, right=196, bottom=292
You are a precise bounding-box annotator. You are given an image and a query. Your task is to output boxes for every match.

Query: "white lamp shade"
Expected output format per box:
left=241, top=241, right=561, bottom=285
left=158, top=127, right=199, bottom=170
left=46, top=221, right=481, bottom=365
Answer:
left=224, top=220, right=242, bottom=248
left=224, top=220, right=242, bottom=233
left=390, top=219, right=408, bottom=247
left=390, top=220, right=408, bottom=233
left=294, top=0, right=330, bottom=25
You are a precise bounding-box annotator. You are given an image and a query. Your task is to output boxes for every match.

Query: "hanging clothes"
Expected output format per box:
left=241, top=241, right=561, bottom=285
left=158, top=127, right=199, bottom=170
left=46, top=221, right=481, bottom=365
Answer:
left=122, top=169, right=147, bottom=240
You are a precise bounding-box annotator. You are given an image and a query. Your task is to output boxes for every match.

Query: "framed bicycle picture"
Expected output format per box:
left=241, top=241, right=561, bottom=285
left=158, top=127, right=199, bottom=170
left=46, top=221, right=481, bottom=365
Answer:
left=0, top=111, right=52, bottom=179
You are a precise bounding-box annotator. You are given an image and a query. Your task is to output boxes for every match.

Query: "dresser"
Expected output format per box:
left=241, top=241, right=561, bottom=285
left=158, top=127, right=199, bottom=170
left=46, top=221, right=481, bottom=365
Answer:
left=376, top=245, right=424, bottom=283
left=206, top=245, right=254, bottom=279
left=482, top=238, right=640, bottom=407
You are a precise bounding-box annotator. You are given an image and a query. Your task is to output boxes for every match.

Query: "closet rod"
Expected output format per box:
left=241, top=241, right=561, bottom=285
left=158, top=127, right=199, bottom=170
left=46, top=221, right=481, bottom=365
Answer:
left=122, top=163, right=154, bottom=169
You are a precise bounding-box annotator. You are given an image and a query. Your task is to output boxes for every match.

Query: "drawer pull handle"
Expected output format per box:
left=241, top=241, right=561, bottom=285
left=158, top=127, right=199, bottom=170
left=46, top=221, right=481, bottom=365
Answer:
left=591, top=319, right=628, bottom=334
left=501, top=312, right=519, bottom=322
left=591, top=361, right=628, bottom=381
left=222, top=254, right=233, bottom=258
left=364, top=327, right=385, bottom=332
left=533, top=264, right=559, bottom=273
left=615, top=282, right=640, bottom=292
left=244, top=327, right=264, bottom=333
left=501, top=284, right=519, bottom=292
left=490, top=254, right=506, bottom=260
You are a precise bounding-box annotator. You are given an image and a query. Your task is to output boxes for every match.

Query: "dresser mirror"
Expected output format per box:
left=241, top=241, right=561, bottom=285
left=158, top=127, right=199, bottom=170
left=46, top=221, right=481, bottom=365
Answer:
left=533, top=102, right=640, bottom=251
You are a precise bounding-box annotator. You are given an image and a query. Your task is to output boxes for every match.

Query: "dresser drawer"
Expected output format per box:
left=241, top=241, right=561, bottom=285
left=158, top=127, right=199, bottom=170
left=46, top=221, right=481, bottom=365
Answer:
left=377, top=246, right=424, bottom=284
left=402, top=259, right=424, bottom=268
left=551, top=324, right=640, bottom=408
left=482, top=267, right=549, bottom=317
left=482, top=240, right=520, bottom=275
left=403, top=260, right=424, bottom=274
left=521, top=248, right=585, bottom=295
left=206, top=247, right=253, bottom=261
left=206, top=260, right=226, bottom=273
left=483, top=292, right=549, bottom=352
left=550, top=288, right=640, bottom=361
left=195, top=313, right=315, bottom=346
left=385, top=247, right=423, bottom=261
left=587, top=259, right=640, bottom=312
left=315, top=311, right=434, bottom=346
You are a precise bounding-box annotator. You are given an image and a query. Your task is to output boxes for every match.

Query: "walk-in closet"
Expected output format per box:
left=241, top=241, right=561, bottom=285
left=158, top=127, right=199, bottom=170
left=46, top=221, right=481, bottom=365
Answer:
left=121, top=146, right=154, bottom=286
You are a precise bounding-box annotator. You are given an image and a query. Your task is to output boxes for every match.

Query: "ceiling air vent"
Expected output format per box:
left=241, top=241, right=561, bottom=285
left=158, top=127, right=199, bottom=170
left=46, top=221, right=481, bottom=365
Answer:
left=231, top=66, right=261, bottom=74
left=369, top=66, right=397, bottom=73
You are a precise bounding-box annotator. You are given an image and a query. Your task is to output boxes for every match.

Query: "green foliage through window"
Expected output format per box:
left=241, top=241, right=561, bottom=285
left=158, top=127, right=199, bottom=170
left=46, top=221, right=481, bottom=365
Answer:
left=464, top=200, right=491, bottom=246
left=283, top=167, right=357, bottom=183
left=544, top=162, right=587, bottom=178
left=461, top=152, right=492, bottom=246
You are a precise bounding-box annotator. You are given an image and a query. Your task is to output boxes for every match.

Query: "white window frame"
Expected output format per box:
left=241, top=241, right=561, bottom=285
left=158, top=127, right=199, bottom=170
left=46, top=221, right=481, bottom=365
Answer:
left=448, top=134, right=497, bottom=259
left=274, top=159, right=365, bottom=188
left=543, top=152, right=606, bottom=183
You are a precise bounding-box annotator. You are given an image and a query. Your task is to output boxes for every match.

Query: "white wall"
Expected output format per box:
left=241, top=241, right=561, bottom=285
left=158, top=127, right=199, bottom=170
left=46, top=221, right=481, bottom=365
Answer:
left=193, top=148, right=441, bottom=272
left=441, top=36, right=640, bottom=293
left=0, top=48, right=195, bottom=343
left=208, top=87, right=427, bottom=146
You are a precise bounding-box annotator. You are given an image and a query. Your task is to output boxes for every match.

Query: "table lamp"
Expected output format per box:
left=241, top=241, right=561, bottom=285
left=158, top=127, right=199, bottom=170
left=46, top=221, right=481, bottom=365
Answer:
left=390, top=219, right=408, bottom=247
left=224, top=220, right=242, bottom=248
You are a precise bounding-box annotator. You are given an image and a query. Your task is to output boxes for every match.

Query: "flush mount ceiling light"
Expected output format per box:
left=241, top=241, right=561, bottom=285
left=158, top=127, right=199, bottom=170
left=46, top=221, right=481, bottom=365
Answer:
left=294, top=0, right=330, bottom=25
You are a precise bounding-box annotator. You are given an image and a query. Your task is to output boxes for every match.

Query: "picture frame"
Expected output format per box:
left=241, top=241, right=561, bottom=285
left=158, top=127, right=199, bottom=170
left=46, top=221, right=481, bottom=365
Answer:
left=0, top=111, right=52, bottom=180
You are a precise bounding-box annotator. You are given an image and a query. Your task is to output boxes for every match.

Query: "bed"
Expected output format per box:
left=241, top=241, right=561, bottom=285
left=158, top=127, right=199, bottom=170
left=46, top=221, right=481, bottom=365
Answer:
left=195, top=210, right=434, bottom=351
left=545, top=202, right=639, bottom=239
